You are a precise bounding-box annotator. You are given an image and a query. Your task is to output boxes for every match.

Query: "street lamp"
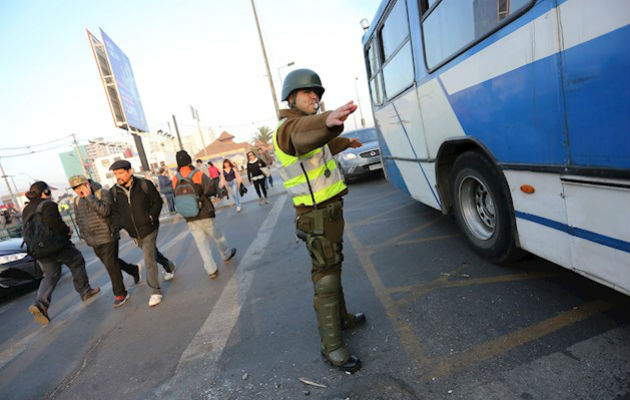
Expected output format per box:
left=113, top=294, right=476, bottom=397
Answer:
left=277, top=61, right=295, bottom=88
left=354, top=77, right=366, bottom=128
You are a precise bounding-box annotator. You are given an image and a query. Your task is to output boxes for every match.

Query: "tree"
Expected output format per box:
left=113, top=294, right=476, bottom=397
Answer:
left=253, top=126, right=272, bottom=146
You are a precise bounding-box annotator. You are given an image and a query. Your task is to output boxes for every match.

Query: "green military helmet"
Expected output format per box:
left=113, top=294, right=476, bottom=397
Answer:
left=281, top=68, right=325, bottom=101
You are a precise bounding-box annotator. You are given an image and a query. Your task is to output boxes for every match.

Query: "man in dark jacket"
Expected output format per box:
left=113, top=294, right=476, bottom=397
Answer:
left=109, top=160, right=175, bottom=307
left=157, top=168, right=175, bottom=213
left=70, top=175, right=141, bottom=308
left=172, top=151, right=236, bottom=279
left=22, top=181, right=100, bottom=325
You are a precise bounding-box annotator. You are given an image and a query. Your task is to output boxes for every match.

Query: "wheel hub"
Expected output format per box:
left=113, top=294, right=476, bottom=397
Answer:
left=459, top=176, right=496, bottom=240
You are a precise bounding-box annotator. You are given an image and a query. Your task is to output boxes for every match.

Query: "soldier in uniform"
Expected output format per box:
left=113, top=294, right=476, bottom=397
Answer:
left=273, top=69, right=366, bottom=373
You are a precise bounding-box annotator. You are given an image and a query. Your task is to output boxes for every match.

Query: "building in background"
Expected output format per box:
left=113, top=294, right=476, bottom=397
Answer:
left=59, top=146, right=95, bottom=180
left=194, top=131, right=252, bottom=169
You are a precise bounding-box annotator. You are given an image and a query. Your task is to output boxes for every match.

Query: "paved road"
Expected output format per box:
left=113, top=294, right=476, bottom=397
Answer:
left=0, top=177, right=627, bottom=400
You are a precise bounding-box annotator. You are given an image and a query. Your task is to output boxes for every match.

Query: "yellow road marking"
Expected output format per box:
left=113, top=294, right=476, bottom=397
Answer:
left=350, top=211, right=434, bottom=227
left=393, top=272, right=558, bottom=308
left=365, top=234, right=459, bottom=252
left=346, top=225, right=432, bottom=375
left=428, top=299, right=612, bottom=379
left=345, top=194, right=609, bottom=381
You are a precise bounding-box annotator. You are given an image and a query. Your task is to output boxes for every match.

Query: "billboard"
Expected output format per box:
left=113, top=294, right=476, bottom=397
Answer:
left=99, top=29, right=149, bottom=132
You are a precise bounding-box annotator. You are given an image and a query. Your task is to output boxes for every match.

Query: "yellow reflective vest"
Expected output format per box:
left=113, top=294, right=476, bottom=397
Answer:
left=273, top=119, right=347, bottom=207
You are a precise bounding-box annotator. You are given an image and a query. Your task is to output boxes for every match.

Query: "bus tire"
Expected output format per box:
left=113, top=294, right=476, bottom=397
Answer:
left=451, top=151, right=516, bottom=263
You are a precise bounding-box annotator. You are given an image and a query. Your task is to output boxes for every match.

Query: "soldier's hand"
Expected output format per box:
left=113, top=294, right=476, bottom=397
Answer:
left=348, top=138, right=362, bottom=148
left=326, top=101, right=358, bottom=128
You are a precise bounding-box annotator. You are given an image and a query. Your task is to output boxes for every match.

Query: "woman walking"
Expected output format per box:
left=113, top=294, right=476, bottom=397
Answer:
left=246, top=151, right=269, bottom=205
left=22, top=181, right=100, bottom=325
left=220, top=159, right=243, bottom=212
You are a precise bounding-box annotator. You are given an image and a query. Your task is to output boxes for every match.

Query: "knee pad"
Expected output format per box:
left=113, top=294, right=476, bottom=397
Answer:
left=315, top=273, right=341, bottom=296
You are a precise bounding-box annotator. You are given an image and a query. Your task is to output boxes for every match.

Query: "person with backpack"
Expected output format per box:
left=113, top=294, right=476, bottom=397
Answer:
left=109, top=160, right=176, bottom=307
left=172, top=150, right=236, bottom=279
left=70, top=175, right=141, bottom=308
left=22, top=181, right=100, bottom=325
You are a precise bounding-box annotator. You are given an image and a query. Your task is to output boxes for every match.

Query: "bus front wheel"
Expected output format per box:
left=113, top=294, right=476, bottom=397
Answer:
left=451, top=151, right=516, bottom=263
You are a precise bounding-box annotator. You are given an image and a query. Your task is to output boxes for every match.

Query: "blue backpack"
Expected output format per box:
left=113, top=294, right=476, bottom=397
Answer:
left=174, top=170, right=201, bottom=218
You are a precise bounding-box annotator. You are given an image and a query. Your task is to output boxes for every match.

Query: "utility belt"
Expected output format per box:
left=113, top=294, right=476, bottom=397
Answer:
left=296, top=200, right=343, bottom=270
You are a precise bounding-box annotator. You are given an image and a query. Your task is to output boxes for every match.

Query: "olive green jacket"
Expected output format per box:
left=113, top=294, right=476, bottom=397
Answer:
left=276, top=108, right=352, bottom=212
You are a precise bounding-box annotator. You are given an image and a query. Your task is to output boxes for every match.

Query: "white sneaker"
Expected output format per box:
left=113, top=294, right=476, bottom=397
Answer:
left=236, top=206, right=242, bottom=213
left=164, top=262, right=176, bottom=281
left=148, top=294, right=162, bottom=307
left=264, top=198, right=269, bottom=204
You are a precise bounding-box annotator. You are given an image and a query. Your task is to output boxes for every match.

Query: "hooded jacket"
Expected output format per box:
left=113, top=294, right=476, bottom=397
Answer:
left=73, top=180, right=119, bottom=247
left=111, top=176, right=162, bottom=239
left=275, top=108, right=352, bottom=213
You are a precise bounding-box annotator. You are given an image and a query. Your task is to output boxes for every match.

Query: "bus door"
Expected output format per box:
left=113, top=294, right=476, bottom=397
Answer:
left=368, top=0, right=440, bottom=208
left=557, top=0, right=630, bottom=292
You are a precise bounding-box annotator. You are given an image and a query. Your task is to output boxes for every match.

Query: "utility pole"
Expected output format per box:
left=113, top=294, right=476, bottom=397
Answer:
left=72, top=133, right=89, bottom=177
left=354, top=78, right=366, bottom=128
left=191, top=106, right=208, bottom=156
left=250, top=0, right=280, bottom=118
left=171, top=114, right=184, bottom=151
left=0, top=159, right=20, bottom=212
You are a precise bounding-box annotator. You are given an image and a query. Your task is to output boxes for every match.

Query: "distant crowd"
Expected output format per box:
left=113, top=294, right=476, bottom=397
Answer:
left=20, top=146, right=276, bottom=326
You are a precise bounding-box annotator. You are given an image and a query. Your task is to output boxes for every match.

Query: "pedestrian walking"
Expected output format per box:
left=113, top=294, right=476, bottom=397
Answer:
left=208, top=161, right=220, bottom=191
left=196, top=159, right=208, bottom=175
left=219, top=159, right=243, bottom=213
left=70, top=175, right=141, bottom=308
left=109, top=160, right=176, bottom=307
left=274, top=69, right=365, bottom=372
left=172, top=150, right=236, bottom=279
left=246, top=151, right=269, bottom=205
left=22, top=181, right=100, bottom=325
left=257, top=147, right=275, bottom=188
left=158, top=167, right=176, bottom=214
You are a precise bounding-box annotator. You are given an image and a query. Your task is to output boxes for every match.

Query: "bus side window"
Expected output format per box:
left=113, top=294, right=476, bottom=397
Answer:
left=422, top=0, right=532, bottom=70
left=367, top=40, right=384, bottom=105
left=378, top=0, right=414, bottom=99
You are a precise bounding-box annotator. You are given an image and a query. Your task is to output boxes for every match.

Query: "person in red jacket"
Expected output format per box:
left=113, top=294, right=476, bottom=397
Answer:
left=173, top=151, right=236, bottom=278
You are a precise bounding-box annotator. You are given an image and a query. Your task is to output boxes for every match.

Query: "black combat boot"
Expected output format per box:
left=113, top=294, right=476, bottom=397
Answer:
left=342, top=313, right=366, bottom=330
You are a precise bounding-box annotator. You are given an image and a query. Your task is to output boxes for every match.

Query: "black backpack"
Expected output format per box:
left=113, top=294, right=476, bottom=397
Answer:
left=23, top=200, right=68, bottom=259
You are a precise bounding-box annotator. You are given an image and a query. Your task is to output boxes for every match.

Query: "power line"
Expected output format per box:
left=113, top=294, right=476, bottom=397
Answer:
left=0, top=142, right=74, bottom=158
left=0, top=134, right=73, bottom=151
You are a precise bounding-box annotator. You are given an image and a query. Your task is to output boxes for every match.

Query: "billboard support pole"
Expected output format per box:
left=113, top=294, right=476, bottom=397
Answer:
left=172, top=115, right=184, bottom=151
left=130, top=129, right=150, bottom=172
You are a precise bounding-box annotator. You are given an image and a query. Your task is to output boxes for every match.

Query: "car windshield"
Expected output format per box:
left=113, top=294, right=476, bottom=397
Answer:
left=341, top=129, right=378, bottom=143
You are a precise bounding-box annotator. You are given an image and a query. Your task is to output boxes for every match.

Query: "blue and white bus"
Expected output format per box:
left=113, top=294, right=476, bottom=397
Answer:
left=362, top=0, right=629, bottom=294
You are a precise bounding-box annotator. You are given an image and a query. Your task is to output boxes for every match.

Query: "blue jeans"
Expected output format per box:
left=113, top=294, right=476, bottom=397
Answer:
left=163, top=192, right=175, bottom=212
left=227, top=180, right=240, bottom=207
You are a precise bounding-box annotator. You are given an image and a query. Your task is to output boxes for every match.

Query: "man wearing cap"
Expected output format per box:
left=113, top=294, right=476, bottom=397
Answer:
left=172, top=150, right=236, bottom=279
left=273, top=69, right=365, bottom=373
left=70, top=175, right=141, bottom=308
left=109, top=160, right=176, bottom=307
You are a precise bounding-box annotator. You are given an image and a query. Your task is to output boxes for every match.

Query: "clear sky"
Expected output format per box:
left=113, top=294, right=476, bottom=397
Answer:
left=0, top=0, right=381, bottom=195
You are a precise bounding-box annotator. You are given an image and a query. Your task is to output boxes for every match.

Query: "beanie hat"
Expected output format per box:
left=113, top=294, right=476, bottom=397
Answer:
left=176, top=150, right=192, bottom=168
